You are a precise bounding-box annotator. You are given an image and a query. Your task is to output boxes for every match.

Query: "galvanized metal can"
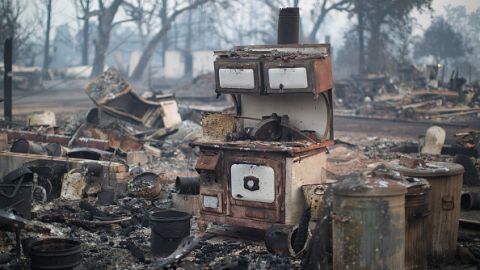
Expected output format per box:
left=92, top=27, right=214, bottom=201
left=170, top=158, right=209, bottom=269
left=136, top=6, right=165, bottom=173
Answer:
left=391, top=161, right=464, bottom=262
left=332, top=174, right=406, bottom=270
left=404, top=177, right=431, bottom=270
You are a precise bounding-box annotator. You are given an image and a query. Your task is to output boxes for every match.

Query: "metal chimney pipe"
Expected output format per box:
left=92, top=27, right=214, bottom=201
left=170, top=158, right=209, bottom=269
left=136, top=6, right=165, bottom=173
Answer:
left=277, top=7, right=299, bottom=44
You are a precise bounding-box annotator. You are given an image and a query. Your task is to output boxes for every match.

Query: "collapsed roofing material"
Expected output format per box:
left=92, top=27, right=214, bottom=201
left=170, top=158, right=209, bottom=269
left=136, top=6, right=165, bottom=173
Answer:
left=85, top=68, right=182, bottom=129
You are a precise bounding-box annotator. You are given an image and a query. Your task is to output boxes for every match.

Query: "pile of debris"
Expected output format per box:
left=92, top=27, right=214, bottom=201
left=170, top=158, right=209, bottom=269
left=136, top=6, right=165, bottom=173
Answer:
left=1, top=64, right=480, bottom=269
left=335, top=70, right=480, bottom=122
left=0, top=68, right=210, bottom=269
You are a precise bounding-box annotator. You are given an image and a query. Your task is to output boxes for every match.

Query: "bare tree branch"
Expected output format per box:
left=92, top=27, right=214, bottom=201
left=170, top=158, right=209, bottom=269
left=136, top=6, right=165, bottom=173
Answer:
left=129, top=0, right=213, bottom=81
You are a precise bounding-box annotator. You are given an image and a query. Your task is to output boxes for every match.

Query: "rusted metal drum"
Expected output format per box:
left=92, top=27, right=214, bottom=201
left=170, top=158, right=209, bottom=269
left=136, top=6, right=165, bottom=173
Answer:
left=391, top=161, right=464, bottom=262
left=332, top=173, right=407, bottom=270
left=404, top=177, right=431, bottom=270
left=10, top=139, right=47, bottom=155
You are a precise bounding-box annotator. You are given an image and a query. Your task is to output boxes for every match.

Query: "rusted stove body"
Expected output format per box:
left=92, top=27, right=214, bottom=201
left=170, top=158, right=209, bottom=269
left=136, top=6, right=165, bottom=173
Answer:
left=193, top=44, right=334, bottom=230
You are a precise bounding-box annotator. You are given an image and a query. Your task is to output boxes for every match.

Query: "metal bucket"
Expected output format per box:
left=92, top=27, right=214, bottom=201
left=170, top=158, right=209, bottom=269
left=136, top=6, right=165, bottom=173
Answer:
left=332, top=173, right=406, bottom=270
left=0, top=182, right=33, bottom=219
left=150, top=210, right=191, bottom=257
left=0, top=167, right=34, bottom=219
left=29, top=238, right=82, bottom=270
left=391, top=161, right=464, bottom=262
left=128, top=172, right=161, bottom=199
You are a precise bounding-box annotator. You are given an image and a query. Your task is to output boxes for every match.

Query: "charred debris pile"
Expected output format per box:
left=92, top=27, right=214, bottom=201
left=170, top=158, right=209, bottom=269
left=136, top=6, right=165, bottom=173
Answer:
left=1, top=6, right=480, bottom=270
left=335, top=68, right=480, bottom=122
left=0, top=66, right=304, bottom=269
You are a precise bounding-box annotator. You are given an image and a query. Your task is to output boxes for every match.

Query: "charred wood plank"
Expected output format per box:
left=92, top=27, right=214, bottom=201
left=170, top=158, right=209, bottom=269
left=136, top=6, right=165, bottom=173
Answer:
left=5, top=129, right=110, bottom=150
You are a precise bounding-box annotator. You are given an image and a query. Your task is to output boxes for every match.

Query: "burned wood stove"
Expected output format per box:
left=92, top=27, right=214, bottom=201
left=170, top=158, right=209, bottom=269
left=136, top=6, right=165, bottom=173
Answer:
left=191, top=8, right=334, bottom=231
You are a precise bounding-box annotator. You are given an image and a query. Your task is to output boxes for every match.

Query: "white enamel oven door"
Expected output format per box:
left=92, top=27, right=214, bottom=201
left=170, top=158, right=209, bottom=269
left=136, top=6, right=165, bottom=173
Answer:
left=214, top=60, right=262, bottom=94
left=263, top=60, right=314, bottom=94
left=231, top=164, right=275, bottom=203
left=226, top=155, right=283, bottom=210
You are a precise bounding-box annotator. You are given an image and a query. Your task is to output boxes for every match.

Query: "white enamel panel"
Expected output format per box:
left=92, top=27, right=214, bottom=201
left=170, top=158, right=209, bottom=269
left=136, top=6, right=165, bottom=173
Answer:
left=240, top=94, right=330, bottom=139
left=231, top=164, right=275, bottom=203
left=203, top=195, right=219, bottom=208
left=268, top=67, right=308, bottom=89
left=219, top=69, right=255, bottom=89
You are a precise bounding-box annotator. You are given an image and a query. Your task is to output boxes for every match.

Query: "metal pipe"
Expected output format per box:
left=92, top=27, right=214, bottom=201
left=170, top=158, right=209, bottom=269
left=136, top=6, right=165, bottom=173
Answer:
left=175, top=176, right=200, bottom=195
left=10, top=139, right=47, bottom=155
left=4, top=38, right=13, bottom=124
left=277, top=7, right=299, bottom=44
left=461, top=192, right=480, bottom=210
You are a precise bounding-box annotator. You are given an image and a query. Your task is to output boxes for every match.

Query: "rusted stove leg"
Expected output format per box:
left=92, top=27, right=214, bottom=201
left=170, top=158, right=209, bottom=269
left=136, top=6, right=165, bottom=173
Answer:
left=198, top=219, right=208, bottom=237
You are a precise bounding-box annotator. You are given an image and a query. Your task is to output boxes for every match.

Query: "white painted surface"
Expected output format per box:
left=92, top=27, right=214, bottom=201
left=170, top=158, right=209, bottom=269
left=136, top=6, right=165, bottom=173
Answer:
left=61, top=170, right=86, bottom=200
left=231, top=164, right=275, bottom=203
left=192, top=51, right=215, bottom=78
left=63, top=66, right=92, bottom=78
left=241, top=94, right=330, bottom=139
left=203, top=195, right=219, bottom=209
left=268, top=67, right=308, bottom=89
left=164, top=50, right=185, bottom=79
left=421, top=126, right=446, bottom=155
left=159, top=100, right=182, bottom=128
left=285, top=153, right=327, bottom=224
left=219, top=69, right=255, bottom=89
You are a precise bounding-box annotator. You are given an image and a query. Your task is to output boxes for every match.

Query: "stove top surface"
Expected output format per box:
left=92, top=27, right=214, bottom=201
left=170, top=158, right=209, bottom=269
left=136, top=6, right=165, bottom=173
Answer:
left=191, top=139, right=332, bottom=155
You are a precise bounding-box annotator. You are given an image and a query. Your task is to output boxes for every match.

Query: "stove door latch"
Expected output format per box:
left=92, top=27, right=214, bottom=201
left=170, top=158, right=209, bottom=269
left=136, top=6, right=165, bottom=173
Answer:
left=243, top=176, right=260, bottom=191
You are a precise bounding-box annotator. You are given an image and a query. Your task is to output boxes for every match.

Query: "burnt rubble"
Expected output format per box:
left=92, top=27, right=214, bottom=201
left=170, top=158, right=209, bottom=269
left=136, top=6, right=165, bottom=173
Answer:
left=1, top=84, right=480, bottom=270
left=1, top=12, right=480, bottom=269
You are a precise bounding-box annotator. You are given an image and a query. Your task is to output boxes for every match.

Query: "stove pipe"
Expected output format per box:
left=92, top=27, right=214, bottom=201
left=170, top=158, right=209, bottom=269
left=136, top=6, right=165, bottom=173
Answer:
left=277, top=7, right=299, bottom=44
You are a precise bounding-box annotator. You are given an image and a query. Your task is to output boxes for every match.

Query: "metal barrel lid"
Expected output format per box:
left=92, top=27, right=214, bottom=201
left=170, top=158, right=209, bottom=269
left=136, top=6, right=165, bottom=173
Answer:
left=403, top=177, right=430, bottom=195
left=333, top=173, right=407, bottom=197
left=389, top=160, right=464, bottom=177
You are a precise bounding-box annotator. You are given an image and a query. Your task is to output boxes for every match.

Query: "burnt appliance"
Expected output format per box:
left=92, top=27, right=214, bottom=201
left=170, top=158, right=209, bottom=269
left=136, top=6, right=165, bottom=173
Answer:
left=192, top=8, right=334, bottom=231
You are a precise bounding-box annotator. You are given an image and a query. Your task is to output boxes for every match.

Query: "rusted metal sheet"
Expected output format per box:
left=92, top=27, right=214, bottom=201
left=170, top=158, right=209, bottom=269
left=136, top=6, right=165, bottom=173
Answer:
left=199, top=213, right=278, bottom=231
left=197, top=149, right=287, bottom=230
left=399, top=156, right=426, bottom=169
left=81, top=127, right=143, bottom=152
left=5, top=130, right=110, bottom=150
left=191, top=140, right=332, bottom=156
left=313, top=57, right=333, bottom=94
left=85, top=68, right=181, bottom=128
left=214, top=44, right=333, bottom=96
left=332, top=173, right=406, bottom=270
left=195, top=152, right=220, bottom=171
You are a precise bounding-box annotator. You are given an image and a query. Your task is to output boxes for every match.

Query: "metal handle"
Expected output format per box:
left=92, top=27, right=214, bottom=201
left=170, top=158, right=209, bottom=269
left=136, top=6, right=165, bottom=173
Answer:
left=0, top=175, right=25, bottom=199
left=442, top=196, right=454, bottom=211
left=243, top=176, right=260, bottom=191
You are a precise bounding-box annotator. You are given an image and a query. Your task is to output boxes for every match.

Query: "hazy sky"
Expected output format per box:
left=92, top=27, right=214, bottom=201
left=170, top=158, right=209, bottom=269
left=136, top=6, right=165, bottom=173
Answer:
left=27, top=0, right=480, bottom=49
left=413, top=0, right=480, bottom=33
